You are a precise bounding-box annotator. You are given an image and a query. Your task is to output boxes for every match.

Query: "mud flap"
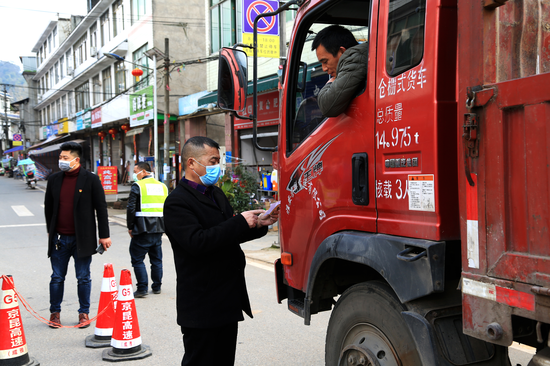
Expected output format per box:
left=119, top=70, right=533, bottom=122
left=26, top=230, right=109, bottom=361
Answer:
left=401, top=310, right=511, bottom=366
left=402, top=311, right=440, bottom=366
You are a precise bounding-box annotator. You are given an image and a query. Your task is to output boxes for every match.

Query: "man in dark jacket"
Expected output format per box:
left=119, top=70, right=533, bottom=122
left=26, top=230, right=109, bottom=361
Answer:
left=164, top=136, right=279, bottom=366
left=312, top=25, right=369, bottom=117
left=44, top=141, right=111, bottom=328
left=126, top=162, right=168, bottom=297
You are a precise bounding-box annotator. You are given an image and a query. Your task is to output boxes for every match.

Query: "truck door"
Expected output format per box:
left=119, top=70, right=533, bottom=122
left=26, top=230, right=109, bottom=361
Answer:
left=459, top=0, right=550, bottom=347
left=374, top=0, right=459, bottom=241
left=278, top=0, right=377, bottom=292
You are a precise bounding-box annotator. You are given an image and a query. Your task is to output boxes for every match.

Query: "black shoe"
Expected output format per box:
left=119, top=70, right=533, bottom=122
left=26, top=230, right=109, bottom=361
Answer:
left=134, top=290, right=148, bottom=298
left=152, top=289, right=161, bottom=294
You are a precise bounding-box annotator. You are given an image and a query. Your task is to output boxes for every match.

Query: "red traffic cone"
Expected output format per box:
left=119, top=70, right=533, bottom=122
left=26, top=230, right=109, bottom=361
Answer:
left=0, top=275, right=39, bottom=366
left=86, top=264, right=118, bottom=348
left=102, top=269, right=151, bottom=362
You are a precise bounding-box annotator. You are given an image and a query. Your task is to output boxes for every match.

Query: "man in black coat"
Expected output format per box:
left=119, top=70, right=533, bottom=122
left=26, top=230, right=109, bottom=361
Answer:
left=164, top=136, right=279, bottom=366
left=44, top=141, right=111, bottom=328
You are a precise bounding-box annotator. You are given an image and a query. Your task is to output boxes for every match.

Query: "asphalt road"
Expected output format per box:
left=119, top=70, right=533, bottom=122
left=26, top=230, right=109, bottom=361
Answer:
left=0, top=175, right=535, bottom=365
left=0, top=176, right=329, bottom=365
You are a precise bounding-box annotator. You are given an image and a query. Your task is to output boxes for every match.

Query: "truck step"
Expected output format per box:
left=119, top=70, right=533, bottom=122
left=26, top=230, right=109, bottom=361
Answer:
left=288, top=299, right=305, bottom=318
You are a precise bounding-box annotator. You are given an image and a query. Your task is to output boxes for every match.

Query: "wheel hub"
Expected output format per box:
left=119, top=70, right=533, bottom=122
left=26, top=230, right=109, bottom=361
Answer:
left=338, top=323, right=401, bottom=366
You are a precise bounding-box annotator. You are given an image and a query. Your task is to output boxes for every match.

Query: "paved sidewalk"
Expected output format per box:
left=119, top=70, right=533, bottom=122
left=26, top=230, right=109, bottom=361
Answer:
left=108, top=208, right=281, bottom=266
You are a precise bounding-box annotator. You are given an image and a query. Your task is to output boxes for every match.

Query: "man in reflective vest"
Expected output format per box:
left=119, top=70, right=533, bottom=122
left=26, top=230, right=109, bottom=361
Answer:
left=126, top=162, right=168, bottom=298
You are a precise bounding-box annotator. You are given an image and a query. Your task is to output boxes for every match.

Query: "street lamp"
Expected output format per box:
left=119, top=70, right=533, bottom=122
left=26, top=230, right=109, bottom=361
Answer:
left=104, top=52, right=159, bottom=180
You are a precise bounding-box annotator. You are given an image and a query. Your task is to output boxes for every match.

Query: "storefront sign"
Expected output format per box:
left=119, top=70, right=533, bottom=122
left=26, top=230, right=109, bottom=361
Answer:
left=58, top=118, right=70, bottom=134
left=76, top=111, right=84, bottom=131
left=98, top=166, right=118, bottom=194
left=91, top=107, right=102, bottom=128
left=84, top=111, right=92, bottom=128
left=129, top=86, right=154, bottom=127
left=235, top=90, right=279, bottom=129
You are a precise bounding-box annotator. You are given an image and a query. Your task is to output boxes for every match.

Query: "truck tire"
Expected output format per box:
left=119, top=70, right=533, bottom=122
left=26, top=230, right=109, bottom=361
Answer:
left=325, top=281, right=422, bottom=366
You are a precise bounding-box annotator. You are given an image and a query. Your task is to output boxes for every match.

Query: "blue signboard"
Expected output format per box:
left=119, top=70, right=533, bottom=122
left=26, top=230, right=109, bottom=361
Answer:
left=76, top=110, right=84, bottom=131
left=243, top=0, right=279, bottom=35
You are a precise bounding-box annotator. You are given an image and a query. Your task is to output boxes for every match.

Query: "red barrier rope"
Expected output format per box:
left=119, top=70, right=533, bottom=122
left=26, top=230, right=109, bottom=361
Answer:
left=1, top=274, right=114, bottom=329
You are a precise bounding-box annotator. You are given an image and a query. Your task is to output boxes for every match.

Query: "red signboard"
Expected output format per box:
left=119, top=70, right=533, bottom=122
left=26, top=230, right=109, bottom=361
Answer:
left=98, top=166, right=118, bottom=194
left=91, top=107, right=102, bottom=128
left=235, top=90, right=279, bottom=130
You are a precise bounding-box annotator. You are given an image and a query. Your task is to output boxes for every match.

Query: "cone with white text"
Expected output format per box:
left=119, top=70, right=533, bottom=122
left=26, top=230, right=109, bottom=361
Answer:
left=86, top=263, right=118, bottom=348
left=102, top=269, right=151, bottom=362
left=0, top=275, right=39, bottom=366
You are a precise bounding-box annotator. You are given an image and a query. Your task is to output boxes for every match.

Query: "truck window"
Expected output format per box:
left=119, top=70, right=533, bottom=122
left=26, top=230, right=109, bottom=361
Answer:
left=386, top=0, right=426, bottom=76
left=287, top=20, right=370, bottom=153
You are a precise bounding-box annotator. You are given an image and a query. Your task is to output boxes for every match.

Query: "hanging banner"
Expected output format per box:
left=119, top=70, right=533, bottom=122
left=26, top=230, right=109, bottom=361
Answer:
left=129, top=86, right=154, bottom=127
left=98, top=166, right=118, bottom=194
left=242, top=0, right=280, bottom=58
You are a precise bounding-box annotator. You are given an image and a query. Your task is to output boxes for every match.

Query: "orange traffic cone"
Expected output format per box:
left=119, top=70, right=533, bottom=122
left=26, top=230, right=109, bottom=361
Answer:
left=86, top=264, right=118, bottom=348
left=0, top=275, right=39, bottom=366
left=102, top=269, right=151, bottom=362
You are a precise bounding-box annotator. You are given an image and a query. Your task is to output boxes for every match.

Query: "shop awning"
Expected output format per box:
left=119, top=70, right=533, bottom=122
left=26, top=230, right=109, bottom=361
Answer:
left=3, top=146, right=23, bottom=154
left=28, top=135, right=70, bottom=151
left=29, top=139, right=85, bottom=156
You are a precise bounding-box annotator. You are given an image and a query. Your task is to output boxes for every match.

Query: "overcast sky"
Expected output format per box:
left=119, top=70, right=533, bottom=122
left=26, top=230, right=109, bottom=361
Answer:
left=0, top=1, right=87, bottom=68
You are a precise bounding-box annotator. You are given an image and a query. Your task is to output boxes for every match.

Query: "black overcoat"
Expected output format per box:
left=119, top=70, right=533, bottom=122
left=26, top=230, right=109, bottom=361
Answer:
left=44, top=168, right=110, bottom=258
left=164, top=180, right=268, bottom=328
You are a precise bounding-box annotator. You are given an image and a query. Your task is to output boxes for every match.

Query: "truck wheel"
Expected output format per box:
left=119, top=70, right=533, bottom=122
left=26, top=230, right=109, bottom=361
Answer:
left=325, top=281, right=422, bottom=366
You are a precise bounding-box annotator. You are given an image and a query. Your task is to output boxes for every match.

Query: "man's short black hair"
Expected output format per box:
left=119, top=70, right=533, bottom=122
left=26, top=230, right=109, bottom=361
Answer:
left=181, top=136, right=220, bottom=164
left=136, top=162, right=151, bottom=172
left=60, top=141, right=82, bottom=158
left=311, top=25, right=359, bottom=56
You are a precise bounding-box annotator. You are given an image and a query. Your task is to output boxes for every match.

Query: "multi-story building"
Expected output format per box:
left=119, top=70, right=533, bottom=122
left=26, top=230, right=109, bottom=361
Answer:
left=29, top=0, right=212, bottom=185
left=180, top=0, right=297, bottom=181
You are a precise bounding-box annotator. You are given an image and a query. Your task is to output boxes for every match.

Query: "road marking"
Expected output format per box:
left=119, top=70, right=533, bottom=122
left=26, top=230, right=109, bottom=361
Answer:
left=11, top=205, right=34, bottom=217
left=246, top=259, right=274, bottom=272
left=0, top=223, right=46, bottom=228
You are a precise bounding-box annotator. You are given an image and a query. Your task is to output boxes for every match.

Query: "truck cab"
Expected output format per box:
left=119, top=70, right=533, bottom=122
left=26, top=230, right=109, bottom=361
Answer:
left=218, top=0, right=550, bottom=364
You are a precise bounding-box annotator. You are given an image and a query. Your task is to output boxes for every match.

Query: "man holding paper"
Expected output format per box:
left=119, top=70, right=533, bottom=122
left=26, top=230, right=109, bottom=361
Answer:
left=163, top=136, right=279, bottom=366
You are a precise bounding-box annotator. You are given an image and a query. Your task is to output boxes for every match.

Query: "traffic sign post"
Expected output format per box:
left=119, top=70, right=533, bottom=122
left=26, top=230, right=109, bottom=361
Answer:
left=242, top=0, right=280, bottom=58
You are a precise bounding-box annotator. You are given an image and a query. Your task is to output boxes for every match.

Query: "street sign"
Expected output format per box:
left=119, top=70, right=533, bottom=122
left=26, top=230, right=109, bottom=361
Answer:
left=242, top=0, right=280, bottom=58
left=12, top=134, right=22, bottom=146
left=243, top=0, right=279, bottom=35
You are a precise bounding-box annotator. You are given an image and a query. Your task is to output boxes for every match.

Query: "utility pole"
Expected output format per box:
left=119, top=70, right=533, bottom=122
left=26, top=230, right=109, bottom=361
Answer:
left=163, top=38, right=170, bottom=187
left=3, top=85, right=9, bottom=154
left=19, top=100, right=27, bottom=158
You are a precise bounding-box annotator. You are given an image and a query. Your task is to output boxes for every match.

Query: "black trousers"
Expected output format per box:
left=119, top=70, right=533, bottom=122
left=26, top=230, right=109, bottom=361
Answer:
left=181, top=322, right=238, bottom=366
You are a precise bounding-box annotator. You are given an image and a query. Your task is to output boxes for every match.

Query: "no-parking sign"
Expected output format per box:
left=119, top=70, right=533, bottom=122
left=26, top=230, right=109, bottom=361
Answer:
left=242, top=0, right=280, bottom=58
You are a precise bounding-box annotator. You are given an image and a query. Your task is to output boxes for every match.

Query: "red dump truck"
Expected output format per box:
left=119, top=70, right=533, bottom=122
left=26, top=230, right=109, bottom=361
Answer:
left=218, top=0, right=550, bottom=364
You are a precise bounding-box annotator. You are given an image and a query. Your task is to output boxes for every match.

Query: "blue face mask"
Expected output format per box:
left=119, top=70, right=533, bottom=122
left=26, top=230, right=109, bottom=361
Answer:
left=59, top=157, right=77, bottom=172
left=193, top=159, right=221, bottom=186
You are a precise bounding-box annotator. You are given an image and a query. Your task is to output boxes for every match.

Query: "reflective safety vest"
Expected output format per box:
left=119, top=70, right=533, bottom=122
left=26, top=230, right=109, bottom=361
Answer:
left=135, top=177, right=168, bottom=217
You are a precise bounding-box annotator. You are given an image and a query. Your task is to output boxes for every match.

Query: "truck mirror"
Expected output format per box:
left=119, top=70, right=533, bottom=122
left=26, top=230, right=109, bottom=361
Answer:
left=217, top=47, right=248, bottom=112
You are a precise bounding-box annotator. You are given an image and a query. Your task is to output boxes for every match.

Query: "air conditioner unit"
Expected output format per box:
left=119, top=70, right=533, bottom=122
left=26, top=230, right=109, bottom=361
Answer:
left=67, top=67, right=74, bottom=76
left=90, top=47, right=97, bottom=57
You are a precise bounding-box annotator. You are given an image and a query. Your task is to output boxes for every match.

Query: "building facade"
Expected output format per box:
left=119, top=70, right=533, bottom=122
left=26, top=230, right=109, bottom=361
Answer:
left=30, top=0, right=211, bottom=186
left=181, top=0, right=297, bottom=172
